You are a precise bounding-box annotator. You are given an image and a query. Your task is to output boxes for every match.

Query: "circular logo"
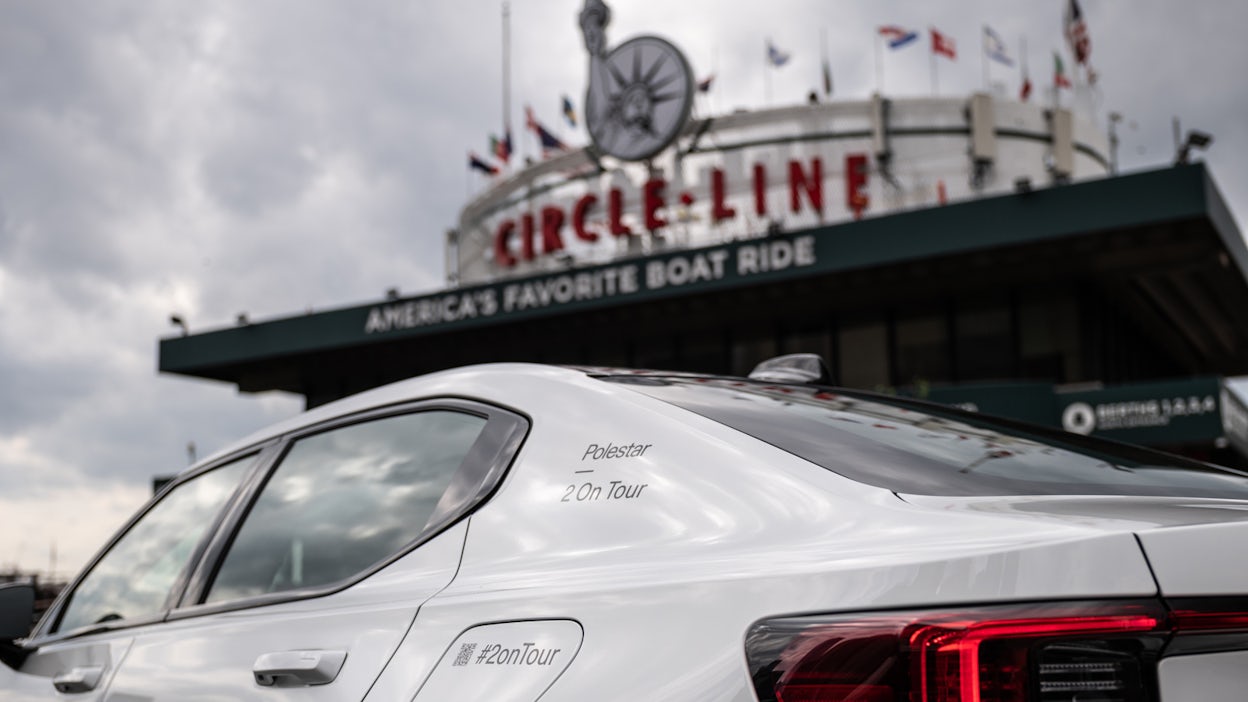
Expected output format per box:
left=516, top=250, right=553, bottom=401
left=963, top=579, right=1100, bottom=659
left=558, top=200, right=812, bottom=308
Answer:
left=1062, top=402, right=1096, bottom=435
left=585, top=35, right=694, bottom=162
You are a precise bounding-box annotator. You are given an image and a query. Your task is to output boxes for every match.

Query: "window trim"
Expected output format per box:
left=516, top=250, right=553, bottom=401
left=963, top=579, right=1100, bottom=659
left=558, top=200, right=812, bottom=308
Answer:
left=603, top=374, right=1248, bottom=497
left=166, top=396, right=528, bottom=621
left=28, top=443, right=276, bottom=645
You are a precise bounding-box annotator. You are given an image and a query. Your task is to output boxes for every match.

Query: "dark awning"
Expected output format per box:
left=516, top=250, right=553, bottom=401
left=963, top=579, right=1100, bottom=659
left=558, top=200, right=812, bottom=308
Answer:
left=159, top=164, right=1248, bottom=405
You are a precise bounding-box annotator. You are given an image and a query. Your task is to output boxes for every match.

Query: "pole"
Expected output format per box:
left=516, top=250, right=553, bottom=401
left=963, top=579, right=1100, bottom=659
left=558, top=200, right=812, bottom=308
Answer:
left=704, top=41, right=718, bottom=115
left=764, top=39, right=771, bottom=105
left=874, top=32, right=883, bottom=94
left=1051, top=53, right=1060, bottom=112
left=821, top=27, right=829, bottom=97
left=1108, top=112, right=1121, bottom=174
left=502, top=1, right=512, bottom=166
left=1020, top=35, right=1028, bottom=99
left=980, top=25, right=988, bottom=91
left=929, top=31, right=938, bottom=96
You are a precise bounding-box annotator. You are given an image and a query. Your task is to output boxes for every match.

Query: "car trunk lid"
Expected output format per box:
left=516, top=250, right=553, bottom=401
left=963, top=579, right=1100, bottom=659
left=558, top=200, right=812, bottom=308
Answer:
left=900, top=493, right=1248, bottom=595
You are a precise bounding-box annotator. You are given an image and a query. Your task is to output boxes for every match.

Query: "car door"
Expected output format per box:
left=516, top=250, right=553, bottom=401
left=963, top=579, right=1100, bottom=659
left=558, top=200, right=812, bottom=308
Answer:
left=8, top=450, right=261, bottom=700
left=100, top=399, right=526, bottom=701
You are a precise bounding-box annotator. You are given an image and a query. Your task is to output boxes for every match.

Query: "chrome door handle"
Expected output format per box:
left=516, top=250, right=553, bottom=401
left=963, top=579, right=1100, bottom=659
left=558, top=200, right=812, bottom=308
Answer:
left=52, top=665, right=104, bottom=693
left=253, top=649, right=347, bottom=687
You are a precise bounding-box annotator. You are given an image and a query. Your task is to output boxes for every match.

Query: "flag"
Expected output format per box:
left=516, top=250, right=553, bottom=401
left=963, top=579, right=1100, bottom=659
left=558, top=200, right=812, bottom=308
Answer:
left=468, top=152, right=499, bottom=176
left=535, top=123, right=567, bottom=152
left=767, top=40, right=790, bottom=67
left=525, top=105, right=568, bottom=153
left=983, top=26, right=1013, bottom=66
left=1020, top=74, right=1033, bottom=101
left=697, top=75, right=715, bottom=93
left=878, top=25, right=919, bottom=49
left=1064, top=0, right=1091, bottom=65
left=822, top=59, right=833, bottom=96
left=1053, top=52, right=1072, bottom=88
left=931, top=28, right=956, bottom=59
left=490, top=131, right=512, bottom=164
left=561, top=95, right=577, bottom=128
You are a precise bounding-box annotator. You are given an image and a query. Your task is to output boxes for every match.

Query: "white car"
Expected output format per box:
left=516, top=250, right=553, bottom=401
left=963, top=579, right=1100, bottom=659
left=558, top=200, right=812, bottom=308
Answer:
left=4, top=357, right=1248, bottom=701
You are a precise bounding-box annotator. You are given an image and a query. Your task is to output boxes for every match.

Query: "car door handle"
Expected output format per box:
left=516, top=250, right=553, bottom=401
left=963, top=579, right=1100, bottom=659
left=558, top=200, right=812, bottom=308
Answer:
left=52, top=665, right=105, bottom=694
left=253, top=649, right=347, bottom=687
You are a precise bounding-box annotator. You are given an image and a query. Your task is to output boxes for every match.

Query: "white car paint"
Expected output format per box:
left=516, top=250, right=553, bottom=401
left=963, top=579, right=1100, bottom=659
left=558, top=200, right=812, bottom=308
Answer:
left=365, top=366, right=1161, bottom=700
left=6, top=363, right=1248, bottom=701
left=99, top=521, right=467, bottom=701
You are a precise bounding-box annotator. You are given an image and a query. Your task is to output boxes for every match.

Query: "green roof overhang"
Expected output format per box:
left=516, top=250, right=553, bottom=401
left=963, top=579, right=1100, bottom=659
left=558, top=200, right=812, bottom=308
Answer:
left=159, top=164, right=1248, bottom=398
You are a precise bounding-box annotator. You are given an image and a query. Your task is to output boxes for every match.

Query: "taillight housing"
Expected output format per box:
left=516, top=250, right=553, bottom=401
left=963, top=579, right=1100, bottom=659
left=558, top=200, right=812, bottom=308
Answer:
left=745, top=601, right=1169, bottom=702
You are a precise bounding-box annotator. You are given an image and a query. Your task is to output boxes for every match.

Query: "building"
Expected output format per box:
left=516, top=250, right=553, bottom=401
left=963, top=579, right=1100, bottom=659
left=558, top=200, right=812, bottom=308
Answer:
left=156, top=16, right=1248, bottom=465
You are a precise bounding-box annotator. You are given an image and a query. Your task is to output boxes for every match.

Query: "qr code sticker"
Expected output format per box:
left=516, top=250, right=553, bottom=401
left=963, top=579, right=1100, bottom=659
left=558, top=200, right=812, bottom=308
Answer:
left=453, top=643, right=477, bottom=667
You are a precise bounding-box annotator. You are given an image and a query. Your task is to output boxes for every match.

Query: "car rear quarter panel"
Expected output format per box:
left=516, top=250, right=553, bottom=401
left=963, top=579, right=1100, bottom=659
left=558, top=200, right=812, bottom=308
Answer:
left=363, top=366, right=1158, bottom=701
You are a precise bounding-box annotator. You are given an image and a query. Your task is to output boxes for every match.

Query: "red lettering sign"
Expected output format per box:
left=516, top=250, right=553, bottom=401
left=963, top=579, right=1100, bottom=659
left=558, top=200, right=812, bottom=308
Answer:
left=753, top=163, right=768, bottom=216
left=520, top=212, right=536, bottom=260
left=609, top=189, right=632, bottom=237
left=541, top=206, right=565, bottom=254
left=711, top=169, right=736, bottom=223
left=490, top=156, right=862, bottom=269
left=494, top=220, right=517, bottom=267
left=572, top=194, right=599, bottom=242
left=845, top=154, right=869, bottom=219
left=643, top=178, right=668, bottom=231
left=789, top=158, right=824, bottom=215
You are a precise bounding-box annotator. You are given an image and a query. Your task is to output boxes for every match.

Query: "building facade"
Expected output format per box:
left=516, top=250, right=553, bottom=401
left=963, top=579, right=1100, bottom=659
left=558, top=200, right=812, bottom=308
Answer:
left=157, top=2, right=1248, bottom=465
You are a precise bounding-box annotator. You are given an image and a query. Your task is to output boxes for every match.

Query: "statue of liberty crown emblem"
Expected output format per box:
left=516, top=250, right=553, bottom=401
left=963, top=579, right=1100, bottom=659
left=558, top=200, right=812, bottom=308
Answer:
left=579, top=0, right=694, bottom=162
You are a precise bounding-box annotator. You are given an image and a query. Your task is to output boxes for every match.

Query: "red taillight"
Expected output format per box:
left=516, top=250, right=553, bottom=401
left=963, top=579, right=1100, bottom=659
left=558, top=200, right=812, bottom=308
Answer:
left=908, top=613, right=1161, bottom=702
left=746, top=601, right=1168, bottom=702
left=1169, top=610, right=1248, bottom=631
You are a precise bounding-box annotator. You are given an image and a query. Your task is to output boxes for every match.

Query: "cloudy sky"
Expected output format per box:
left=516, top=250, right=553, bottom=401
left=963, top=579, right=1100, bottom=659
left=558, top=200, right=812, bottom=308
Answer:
left=1, top=0, right=1245, bottom=578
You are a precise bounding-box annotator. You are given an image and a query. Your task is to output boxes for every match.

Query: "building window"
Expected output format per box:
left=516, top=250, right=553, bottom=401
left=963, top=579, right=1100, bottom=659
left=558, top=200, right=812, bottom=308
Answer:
left=896, top=313, right=951, bottom=386
left=780, top=326, right=834, bottom=371
left=838, top=320, right=889, bottom=390
left=731, top=329, right=778, bottom=376
left=954, top=304, right=1014, bottom=381
left=1020, top=291, right=1082, bottom=382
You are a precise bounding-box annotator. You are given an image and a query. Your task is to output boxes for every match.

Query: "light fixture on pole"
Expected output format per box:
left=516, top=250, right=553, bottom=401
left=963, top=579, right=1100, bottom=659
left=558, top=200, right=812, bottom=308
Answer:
left=1176, top=130, right=1213, bottom=165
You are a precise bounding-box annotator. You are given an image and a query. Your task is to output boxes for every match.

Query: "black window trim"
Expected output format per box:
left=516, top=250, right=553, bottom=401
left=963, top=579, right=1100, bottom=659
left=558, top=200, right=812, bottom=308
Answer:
left=24, top=395, right=529, bottom=646
left=166, top=396, right=528, bottom=622
left=28, top=442, right=278, bottom=646
left=598, top=373, right=1248, bottom=496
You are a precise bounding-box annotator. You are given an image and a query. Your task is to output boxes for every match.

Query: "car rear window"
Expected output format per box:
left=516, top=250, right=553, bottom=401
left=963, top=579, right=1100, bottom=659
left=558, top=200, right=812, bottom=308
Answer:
left=605, top=375, right=1248, bottom=498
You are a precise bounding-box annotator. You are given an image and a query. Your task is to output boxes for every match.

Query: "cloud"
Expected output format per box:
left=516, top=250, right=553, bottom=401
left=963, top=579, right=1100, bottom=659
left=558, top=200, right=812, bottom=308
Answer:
left=0, top=480, right=153, bottom=579
left=0, top=0, right=1245, bottom=580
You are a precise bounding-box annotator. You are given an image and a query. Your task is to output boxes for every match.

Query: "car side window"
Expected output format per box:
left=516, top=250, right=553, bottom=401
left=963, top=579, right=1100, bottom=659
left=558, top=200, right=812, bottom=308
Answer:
left=54, top=457, right=252, bottom=634
left=204, top=410, right=488, bottom=604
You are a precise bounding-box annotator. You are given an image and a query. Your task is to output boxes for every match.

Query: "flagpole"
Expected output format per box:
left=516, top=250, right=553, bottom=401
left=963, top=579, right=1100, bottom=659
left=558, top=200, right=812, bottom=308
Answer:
left=821, top=27, right=828, bottom=98
left=1020, top=35, right=1028, bottom=99
left=764, top=39, right=771, bottom=105
left=929, top=30, right=938, bottom=95
left=1052, top=53, right=1060, bottom=112
left=981, top=25, right=988, bottom=91
left=502, top=1, right=512, bottom=168
left=711, top=42, right=719, bottom=114
left=874, top=33, right=883, bottom=94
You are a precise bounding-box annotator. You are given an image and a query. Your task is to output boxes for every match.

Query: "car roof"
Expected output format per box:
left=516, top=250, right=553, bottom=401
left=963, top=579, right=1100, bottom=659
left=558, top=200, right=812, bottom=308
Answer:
left=187, top=363, right=623, bottom=471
